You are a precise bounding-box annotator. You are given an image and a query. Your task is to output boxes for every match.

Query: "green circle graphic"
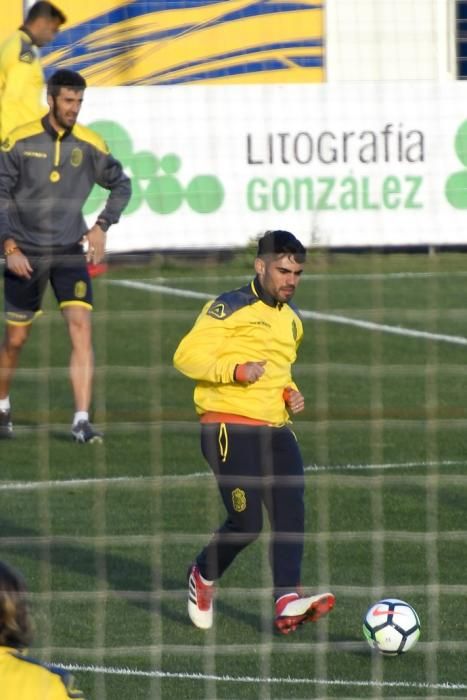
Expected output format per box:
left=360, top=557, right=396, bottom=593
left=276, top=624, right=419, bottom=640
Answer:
left=87, top=121, right=134, bottom=164
left=185, top=175, right=225, bottom=213
left=146, top=176, right=184, bottom=214
left=84, top=121, right=225, bottom=216
left=454, top=120, right=467, bottom=167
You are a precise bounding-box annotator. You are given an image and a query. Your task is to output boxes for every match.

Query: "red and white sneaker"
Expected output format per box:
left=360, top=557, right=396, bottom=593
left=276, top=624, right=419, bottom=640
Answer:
left=187, top=564, right=214, bottom=629
left=274, top=591, right=335, bottom=634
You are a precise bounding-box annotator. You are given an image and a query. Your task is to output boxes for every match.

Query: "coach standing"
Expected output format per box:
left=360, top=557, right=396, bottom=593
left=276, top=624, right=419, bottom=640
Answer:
left=0, top=69, right=131, bottom=442
left=173, top=230, right=335, bottom=634
left=0, top=1, right=66, bottom=141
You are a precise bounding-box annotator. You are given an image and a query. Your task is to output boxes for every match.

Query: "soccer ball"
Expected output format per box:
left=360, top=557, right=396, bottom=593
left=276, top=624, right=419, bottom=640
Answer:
left=363, top=598, right=421, bottom=655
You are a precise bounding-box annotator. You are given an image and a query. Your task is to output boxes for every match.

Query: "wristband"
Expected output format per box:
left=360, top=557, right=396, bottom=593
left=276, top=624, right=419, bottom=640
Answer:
left=96, top=218, right=110, bottom=232
left=4, top=244, right=18, bottom=256
left=234, top=364, right=249, bottom=383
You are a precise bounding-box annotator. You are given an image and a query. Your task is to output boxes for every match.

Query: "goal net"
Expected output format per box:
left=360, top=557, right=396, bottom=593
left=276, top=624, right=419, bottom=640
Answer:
left=1, top=1, right=466, bottom=698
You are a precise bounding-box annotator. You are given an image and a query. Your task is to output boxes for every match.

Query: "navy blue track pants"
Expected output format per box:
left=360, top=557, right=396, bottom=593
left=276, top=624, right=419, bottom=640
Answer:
left=196, top=422, right=305, bottom=599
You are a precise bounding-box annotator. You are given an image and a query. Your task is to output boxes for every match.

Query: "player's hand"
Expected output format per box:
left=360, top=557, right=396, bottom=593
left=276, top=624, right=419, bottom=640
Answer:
left=283, top=386, right=305, bottom=414
left=6, top=249, right=33, bottom=279
left=234, top=360, right=267, bottom=384
left=83, top=224, right=106, bottom=264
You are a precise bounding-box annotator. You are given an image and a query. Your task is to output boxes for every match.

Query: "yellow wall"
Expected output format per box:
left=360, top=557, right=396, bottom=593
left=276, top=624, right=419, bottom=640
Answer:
left=8, top=1, right=325, bottom=85
left=53, top=0, right=129, bottom=27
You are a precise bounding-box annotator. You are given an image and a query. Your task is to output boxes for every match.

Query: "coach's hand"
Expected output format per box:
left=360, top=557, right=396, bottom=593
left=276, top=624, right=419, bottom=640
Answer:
left=6, top=249, right=33, bottom=279
left=83, top=223, right=106, bottom=264
left=283, top=386, right=305, bottom=414
left=234, top=361, right=267, bottom=384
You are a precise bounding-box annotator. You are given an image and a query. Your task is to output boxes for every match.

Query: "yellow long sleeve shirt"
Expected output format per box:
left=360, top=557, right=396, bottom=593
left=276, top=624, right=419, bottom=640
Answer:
left=173, top=278, right=303, bottom=425
left=0, top=29, right=46, bottom=140
left=0, top=646, right=84, bottom=700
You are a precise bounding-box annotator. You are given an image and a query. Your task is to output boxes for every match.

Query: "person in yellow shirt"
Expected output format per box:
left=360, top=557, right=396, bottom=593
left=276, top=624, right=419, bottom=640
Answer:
left=0, top=1, right=66, bottom=141
left=174, top=230, right=335, bottom=634
left=0, top=559, right=85, bottom=699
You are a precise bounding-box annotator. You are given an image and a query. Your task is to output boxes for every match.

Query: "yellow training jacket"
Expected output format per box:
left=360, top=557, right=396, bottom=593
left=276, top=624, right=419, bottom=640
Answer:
left=0, top=646, right=84, bottom=699
left=173, top=278, right=303, bottom=425
left=0, top=29, right=46, bottom=140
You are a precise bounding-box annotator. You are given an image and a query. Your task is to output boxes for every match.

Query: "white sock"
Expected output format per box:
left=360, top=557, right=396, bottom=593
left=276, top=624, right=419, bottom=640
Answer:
left=0, top=397, right=10, bottom=411
left=73, top=411, right=89, bottom=426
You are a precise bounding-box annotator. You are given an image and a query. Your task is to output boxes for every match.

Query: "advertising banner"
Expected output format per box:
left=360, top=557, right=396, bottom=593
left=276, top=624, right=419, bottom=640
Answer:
left=80, top=82, right=467, bottom=251
left=42, top=0, right=324, bottom=86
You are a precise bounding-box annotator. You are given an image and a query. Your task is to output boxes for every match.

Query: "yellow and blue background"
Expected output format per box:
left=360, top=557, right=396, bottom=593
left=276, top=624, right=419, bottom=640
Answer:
left=4, top=1, right=324, bottom=85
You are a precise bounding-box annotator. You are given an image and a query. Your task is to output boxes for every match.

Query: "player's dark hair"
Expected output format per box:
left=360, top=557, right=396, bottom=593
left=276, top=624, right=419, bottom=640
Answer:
left=0, top=561, right=33, bottom=649
left=26, top=1, right=66, bottom=25
left=257, top=230, right=306, bottom=263
left=47, top=69, right=87, bottom=97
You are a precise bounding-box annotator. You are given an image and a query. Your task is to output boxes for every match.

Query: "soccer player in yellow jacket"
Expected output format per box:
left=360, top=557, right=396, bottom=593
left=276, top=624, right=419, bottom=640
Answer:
left=0, top=559, right=85, bottom=699
left=0, top=2, right=66, bottom=141
left=174, top=230, right=335, bottom=634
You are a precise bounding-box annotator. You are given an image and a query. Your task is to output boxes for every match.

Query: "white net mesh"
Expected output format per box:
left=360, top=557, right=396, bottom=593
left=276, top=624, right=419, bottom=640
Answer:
left=1, top=1, right=467, bottom=699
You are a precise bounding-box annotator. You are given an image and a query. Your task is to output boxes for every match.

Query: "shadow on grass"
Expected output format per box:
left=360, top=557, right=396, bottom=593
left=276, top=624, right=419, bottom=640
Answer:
left=0, top=517, right=264, bottom=634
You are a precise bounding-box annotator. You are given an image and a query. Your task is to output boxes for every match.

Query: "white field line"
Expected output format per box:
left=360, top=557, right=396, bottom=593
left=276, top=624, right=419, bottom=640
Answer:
left=108, top=279, right=467, bottom=346
left=108, top=279, right=209, bottom=299
left=136, top=271, right=467, bottom=284
left=304, top=459, right=465, bottom=472
left=55, top=662, right=467, bottom=691
left=0, top=460, right=464, bottom=492
left=0, top=474, right=205, bottom=492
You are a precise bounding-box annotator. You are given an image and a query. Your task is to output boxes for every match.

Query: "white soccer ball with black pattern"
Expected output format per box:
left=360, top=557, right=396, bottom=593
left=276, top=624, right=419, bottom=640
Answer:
left=363, top=598, right=421, bottom=655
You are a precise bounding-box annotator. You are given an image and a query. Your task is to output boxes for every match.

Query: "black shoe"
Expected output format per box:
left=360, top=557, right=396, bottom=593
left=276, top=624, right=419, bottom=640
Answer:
left=71, top=420, right=103, bottom=444
left=0, top=409, right=13, bottom=439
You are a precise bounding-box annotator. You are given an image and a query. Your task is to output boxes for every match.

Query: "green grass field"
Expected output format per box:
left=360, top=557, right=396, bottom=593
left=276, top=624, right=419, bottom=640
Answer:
left=1, top=250, right=467, bottom=699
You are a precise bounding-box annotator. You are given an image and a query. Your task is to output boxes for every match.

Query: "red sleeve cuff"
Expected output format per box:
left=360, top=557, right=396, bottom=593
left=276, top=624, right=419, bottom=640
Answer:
left=234, top=364, right=249, bottom=383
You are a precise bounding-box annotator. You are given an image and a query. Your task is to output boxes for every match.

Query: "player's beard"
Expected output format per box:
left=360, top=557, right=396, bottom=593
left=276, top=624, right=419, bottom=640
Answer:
left=52, top=98, right=77, bottom=130
left=280, top=286, right=295, bottom=299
